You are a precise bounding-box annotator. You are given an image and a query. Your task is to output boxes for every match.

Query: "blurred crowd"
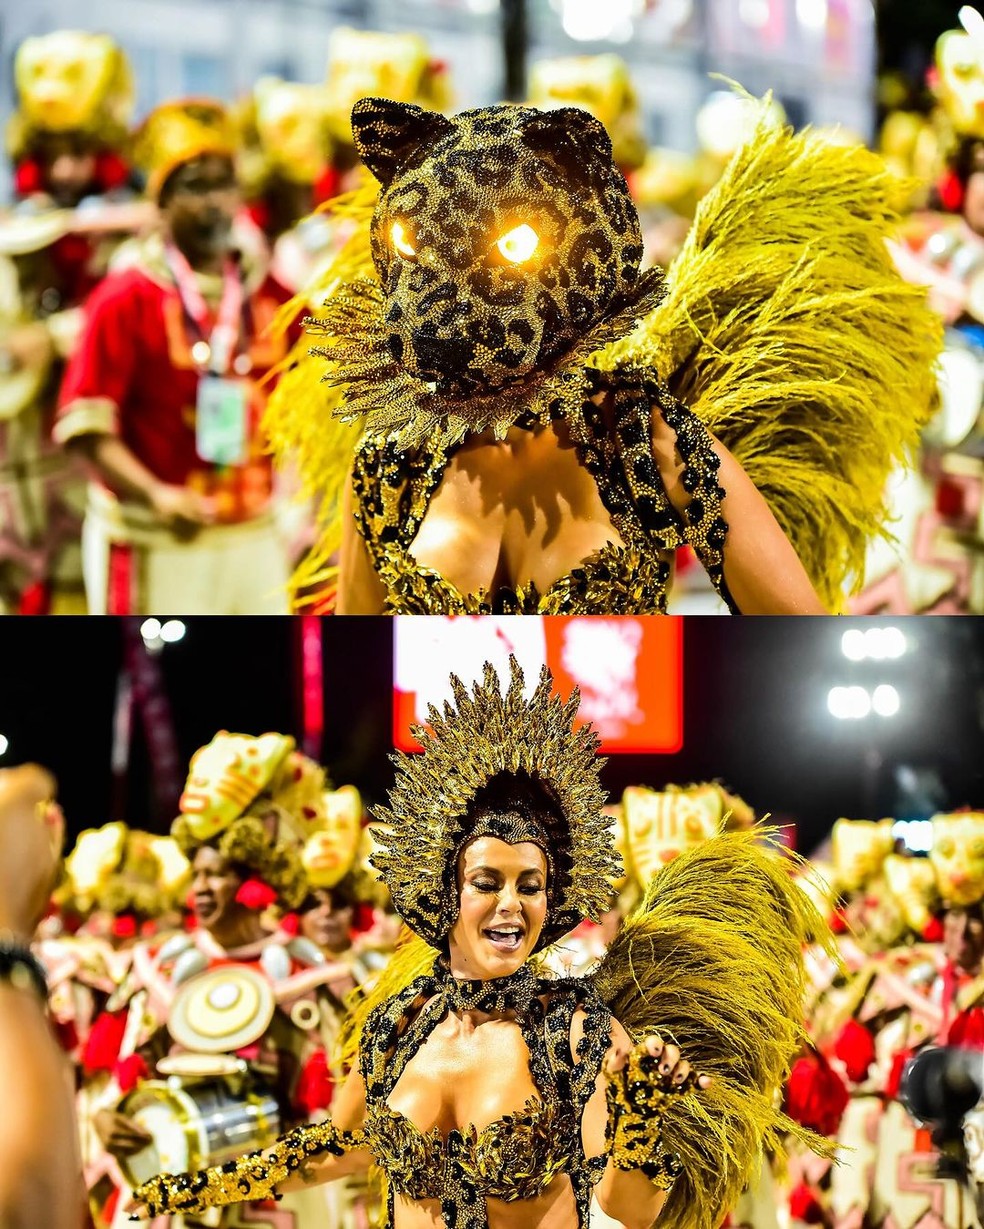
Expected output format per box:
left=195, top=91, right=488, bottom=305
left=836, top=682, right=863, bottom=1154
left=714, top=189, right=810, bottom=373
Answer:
left=5, top=18, right=984, bottom=615
left=1, top=742, right=982, bottom=1229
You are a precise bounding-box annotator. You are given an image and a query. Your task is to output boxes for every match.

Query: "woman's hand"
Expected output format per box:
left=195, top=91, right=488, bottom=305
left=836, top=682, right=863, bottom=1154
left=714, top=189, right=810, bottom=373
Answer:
left=604, top=1033, right=711, bottom=1092
left=123, top=1192, right=150, bottom=1220
left=604, top=1034, right=710, bottom=1190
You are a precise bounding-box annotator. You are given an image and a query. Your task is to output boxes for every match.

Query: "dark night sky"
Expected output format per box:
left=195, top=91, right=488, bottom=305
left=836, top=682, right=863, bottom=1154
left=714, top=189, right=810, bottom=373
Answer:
left=0, top=617, right=981, bottom=857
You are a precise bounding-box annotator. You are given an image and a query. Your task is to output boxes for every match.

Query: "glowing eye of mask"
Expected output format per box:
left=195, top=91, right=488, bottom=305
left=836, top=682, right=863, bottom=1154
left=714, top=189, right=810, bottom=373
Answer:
left=496, top=224, right=540, bottom=263
left=391, top=221, right=417, bottom=258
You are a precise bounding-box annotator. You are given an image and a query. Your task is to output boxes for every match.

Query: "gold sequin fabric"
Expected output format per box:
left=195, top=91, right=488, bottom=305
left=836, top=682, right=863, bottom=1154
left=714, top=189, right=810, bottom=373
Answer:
left=359, top=961, right=617, bottom=1228
left=340, top=96, right=652, bottom=442
left=604, top=1047, right=685, bottom=1190
left=131, top=1119, right=364, bottom=1217
left=363, top=1096, right=574, bottom=1205
left=370, top=658, right=618, bottom=950
left=351, top=371, right=732, bottom=615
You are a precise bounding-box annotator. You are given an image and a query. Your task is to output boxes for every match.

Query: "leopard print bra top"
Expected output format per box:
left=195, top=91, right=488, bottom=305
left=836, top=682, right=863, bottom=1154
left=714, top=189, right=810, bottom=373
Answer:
left=362, top=1095, right=574, bottom=1205
left=351, top=368, right=734, bottom=614
left=359, top=967, right=615, bottom=1229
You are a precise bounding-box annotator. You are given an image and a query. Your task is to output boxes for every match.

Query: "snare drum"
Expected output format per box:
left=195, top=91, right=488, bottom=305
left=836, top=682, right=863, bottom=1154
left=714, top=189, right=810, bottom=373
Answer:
left=120, top=1077, right=280, bottom=1189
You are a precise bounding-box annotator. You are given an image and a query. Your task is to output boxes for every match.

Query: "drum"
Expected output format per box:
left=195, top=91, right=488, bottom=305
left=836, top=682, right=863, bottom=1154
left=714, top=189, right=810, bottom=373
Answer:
left=120, top=1077, right=280, bottom=1189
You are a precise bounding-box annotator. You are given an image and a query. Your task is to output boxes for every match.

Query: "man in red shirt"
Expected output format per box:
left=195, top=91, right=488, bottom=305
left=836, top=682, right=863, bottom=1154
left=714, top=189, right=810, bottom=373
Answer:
left=56, top=100, right=298, bottom=614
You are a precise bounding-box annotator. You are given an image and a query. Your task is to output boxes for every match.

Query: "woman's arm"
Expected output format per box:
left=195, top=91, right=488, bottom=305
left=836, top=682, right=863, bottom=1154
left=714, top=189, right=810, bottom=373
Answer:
left=277, top=1066, right=373, bottom=1192
left=336, top=472, right=387, bottom=615
left=651, top=410, right=827, bottom=614
left=579, top=1015, right=707, bottom=1229
left=126, top=1066, right=372, bottom=1218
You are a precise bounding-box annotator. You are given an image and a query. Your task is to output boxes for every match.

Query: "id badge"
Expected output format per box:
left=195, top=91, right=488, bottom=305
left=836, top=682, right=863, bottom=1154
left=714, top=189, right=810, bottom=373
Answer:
left=195, top=376, right=249, bottom=466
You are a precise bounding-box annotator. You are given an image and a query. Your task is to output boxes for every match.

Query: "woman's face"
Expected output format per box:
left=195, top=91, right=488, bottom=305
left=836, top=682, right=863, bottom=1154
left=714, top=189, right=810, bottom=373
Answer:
left=448, top=837, right=548, bottom=981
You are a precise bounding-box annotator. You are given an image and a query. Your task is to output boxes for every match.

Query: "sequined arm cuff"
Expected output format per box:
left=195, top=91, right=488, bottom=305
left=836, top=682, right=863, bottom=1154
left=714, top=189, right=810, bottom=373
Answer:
left=130, top=1119, right=365, bottom=1217
left=604, top=1049, right=684, bottom=1191
left=657, top=396, right=734, bottom=612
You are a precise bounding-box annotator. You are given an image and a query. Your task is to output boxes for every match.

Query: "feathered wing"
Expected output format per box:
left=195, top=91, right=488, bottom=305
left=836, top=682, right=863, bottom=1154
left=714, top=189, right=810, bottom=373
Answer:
left=263, top=178, right=379, bottom=604
left=592, top=831, right=836, bottom=1229
left=335, top=925, right=438, bottom=1074
left=596, top=104, right=943, bottom=610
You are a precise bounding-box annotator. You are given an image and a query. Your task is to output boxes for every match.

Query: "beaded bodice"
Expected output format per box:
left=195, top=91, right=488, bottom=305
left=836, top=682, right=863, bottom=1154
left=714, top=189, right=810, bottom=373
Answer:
left=351, top=368, right=733, bottom=614
left=359, top=963, right=615, bottom=1228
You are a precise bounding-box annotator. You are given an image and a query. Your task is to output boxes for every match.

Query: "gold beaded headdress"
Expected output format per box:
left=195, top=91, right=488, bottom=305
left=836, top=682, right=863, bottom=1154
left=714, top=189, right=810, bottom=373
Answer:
left=371, top=657, right=619, bottom=948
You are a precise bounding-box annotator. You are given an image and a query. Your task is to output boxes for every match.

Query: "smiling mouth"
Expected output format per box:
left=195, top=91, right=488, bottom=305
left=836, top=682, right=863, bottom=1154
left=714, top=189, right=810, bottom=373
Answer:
left=484, top=926, right=524, bottom=953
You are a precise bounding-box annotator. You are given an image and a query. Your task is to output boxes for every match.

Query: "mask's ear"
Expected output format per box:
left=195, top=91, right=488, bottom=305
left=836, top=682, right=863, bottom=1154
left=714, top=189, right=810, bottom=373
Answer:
left=521, top=106, right=615, bottom=187
left=351, top=97, right=454, bottom=186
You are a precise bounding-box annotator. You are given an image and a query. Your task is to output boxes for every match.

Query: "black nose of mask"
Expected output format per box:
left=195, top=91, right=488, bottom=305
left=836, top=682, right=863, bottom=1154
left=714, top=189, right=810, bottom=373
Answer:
left=411, top=331, right=473, bottom=378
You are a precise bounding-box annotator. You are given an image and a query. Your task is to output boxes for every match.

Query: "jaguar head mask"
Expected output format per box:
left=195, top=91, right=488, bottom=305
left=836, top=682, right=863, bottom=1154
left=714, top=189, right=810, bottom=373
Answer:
left=351, top=97, right=646, bottom=398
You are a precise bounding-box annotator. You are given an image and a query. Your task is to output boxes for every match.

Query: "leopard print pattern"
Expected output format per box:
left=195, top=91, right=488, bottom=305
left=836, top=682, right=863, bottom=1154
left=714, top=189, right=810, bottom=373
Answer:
left=351, top=96, right=644, bottom=397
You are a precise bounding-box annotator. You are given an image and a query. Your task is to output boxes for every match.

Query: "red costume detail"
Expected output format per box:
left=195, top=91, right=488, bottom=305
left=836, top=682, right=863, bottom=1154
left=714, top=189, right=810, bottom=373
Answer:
left=784, top=1050, right=850, bottom=1135
left=833, top=1018, right=877, bottom=1084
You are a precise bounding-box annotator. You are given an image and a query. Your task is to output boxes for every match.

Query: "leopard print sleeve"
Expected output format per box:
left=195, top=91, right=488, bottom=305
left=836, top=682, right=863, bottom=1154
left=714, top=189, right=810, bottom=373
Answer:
left=651, top=383, right=737, bottom=613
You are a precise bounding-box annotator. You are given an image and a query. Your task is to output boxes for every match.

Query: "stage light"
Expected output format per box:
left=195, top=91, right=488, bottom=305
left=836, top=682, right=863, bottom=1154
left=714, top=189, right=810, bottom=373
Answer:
left=559, top=0, right=643, bottom=41
left=796, top=0, right=827, bottom=30
left=892, top=818, right=932, bottom=852
left=0, top=734, right=8, bottom=757
left=738, top=0, right=771, bottom=28
left=841, top=628, right=865, bottom=661
left=863, top=626, right=906, bottom=659
left=872, top=684, right=900, bottom=717
left=160, top=620, right=186, bottom=644
left=140, top=618, right=162, bottom=642
left=880, top=626, right=906, bottom=658
left=828, top=685, right=872, bottom=719
left=842, top=625, right=906, bottom=661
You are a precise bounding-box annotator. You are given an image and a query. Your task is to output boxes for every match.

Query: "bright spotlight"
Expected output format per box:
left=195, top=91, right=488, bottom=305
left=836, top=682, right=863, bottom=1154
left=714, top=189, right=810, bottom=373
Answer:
left=140, top=617, right=162, bottom=642
left=892, top=818, right=932, bottom=852
left=828, top=686, right=873, bottom=719
left=738, top=0, right=771, bottom=27
left=881, top=626, right=906, bottom=659
left=160, top=619, right=186, bottom=644
left=0, top=734, right=8, bottom=756
left=872, top=684, right=900, bottom=717
left=863, top=627, right=888, bottom=659
left=796, top=0, right=828, bottom=30
left=841, top=628, right=865, bottom=661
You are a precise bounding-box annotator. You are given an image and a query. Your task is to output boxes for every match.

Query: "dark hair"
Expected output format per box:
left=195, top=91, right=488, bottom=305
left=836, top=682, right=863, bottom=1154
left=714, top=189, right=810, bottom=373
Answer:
left=458, top=771, right=573, bottom=915
left=300, top=875, right=360, bottom=914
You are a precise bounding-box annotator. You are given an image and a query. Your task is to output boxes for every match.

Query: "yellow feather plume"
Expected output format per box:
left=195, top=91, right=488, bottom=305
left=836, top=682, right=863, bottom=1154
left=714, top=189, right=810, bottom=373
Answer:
left=263, top=178, right=378, bottom=605
left=593, top=830, right=837, bottom=1229
left=598, top=104, right=942, bottom=609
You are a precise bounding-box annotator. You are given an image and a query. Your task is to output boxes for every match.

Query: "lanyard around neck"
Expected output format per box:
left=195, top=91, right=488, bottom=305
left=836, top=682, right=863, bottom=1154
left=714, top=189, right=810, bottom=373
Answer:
left=165, top=241, right=245, bottom=376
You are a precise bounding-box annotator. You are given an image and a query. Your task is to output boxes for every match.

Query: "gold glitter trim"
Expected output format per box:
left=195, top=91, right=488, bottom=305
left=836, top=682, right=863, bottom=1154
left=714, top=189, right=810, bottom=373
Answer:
left=307, top=269, right=665, bottom=453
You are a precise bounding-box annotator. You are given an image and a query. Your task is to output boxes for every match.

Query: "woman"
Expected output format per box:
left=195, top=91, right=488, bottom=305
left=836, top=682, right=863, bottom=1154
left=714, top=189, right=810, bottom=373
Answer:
left=129, top=660, right=828, bottom=1228
left=266, top=98, right=940, bottom=614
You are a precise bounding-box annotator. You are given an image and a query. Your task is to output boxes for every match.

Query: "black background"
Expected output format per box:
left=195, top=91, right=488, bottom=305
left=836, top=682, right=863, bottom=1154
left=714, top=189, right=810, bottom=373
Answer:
left=0, top=617, right=980, bottom=856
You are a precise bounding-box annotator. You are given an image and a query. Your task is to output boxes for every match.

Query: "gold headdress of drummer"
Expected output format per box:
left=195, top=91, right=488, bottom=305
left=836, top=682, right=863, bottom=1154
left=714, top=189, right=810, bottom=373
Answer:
left=171, top=731, right=331, bottom=909
left=324, top=27, right=452, bottom=151
left=132, top=99, right=237, bottom=203
left=7, top=30, right=135, bottom=201
left=527, top=54, right=647, bottom=172
left=57, top=821, right=191, bottom=938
